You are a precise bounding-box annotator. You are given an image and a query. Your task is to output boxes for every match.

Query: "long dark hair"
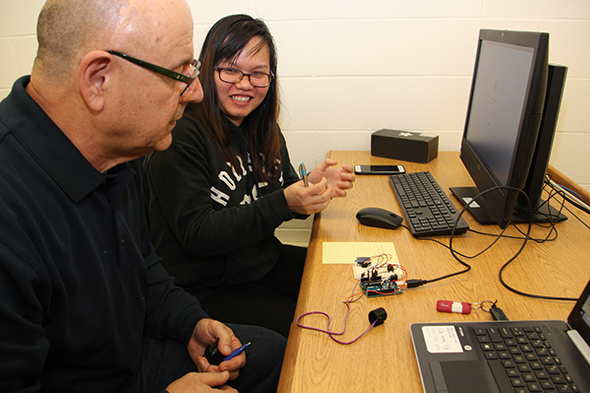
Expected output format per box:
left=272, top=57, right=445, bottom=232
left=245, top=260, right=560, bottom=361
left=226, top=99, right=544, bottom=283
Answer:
left=186, top=14, right=281, bottom=182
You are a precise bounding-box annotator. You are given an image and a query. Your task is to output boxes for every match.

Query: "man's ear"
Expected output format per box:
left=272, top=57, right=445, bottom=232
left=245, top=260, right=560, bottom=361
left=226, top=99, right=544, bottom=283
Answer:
left=78, top=51, right=113, bottom=112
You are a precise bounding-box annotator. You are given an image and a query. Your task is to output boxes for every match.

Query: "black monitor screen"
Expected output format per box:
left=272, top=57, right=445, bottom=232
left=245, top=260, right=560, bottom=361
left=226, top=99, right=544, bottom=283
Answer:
left=450, top=29, right=565, bottom=229
left=466, top=40, right=534, bottom=187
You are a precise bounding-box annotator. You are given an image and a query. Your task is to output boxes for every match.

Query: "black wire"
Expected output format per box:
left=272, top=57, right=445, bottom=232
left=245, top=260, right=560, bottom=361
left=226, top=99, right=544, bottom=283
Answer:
left=448, top=186, right=533, bottom=291
left=542, top=179, right=590, bottom=230
left=545, top=178, right=590, bottom=215
left=468, top=226, right=557, bottom=242
left=464, top=180, right=565, bottom=243
left=498, top=180, right=583, bottom=301
left=560, top=204, right=590, bottom=230
left=404, top=185, right=579, bottom=301
left=511, top=185, right=560, bottom=243
left=402, top=224, right=507, bottom=260
left=400, top=186, right=527, bottom=285
left=545, top=181, right=590, bottom=230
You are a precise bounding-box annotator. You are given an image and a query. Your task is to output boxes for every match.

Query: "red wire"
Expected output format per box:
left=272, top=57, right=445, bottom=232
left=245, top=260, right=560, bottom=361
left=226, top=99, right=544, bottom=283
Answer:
left=296, top=254, right=406, bottom=344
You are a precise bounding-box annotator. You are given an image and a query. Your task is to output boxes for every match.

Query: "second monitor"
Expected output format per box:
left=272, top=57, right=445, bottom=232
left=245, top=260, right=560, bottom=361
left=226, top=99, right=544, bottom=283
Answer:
left=450, top=29, right=567, bottom=227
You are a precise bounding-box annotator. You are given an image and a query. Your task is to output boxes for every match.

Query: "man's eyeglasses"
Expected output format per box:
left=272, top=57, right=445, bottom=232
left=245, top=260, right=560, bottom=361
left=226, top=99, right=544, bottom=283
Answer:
left=107, top=50, right=200, bottom=95
left=215, top=67, right=274, bottom=88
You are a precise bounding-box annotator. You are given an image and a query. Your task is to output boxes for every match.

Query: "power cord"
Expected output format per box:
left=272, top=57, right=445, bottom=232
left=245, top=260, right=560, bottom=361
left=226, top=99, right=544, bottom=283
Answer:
left=545, top=176, right=590, bottom=216
left=404, top=183, right=581, bottom=301
left=465, top=178, right=566, bottom=243
left=402, top=186, right=531, bottom=290
left=401, top=185, right=579, bottom=301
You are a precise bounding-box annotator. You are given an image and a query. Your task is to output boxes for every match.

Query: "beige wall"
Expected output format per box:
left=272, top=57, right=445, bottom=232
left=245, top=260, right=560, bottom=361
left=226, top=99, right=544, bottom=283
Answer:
left=1, top=0, right=589, bottom=191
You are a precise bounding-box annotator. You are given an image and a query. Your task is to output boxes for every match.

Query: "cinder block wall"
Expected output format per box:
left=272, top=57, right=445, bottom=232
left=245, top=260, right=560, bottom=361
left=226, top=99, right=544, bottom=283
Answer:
left=2, top=2, right=589, bottom=231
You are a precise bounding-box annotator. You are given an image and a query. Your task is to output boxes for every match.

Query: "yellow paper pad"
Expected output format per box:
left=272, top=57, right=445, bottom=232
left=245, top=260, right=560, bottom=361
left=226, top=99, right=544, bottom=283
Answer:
left=322, top=242, right=398, bottom=264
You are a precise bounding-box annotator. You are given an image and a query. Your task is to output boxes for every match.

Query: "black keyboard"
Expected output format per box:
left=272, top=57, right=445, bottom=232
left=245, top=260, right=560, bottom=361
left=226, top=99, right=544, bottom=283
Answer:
left=388, top=171, right=469, bottom=237
left=475, top=325, right=580, bottom=393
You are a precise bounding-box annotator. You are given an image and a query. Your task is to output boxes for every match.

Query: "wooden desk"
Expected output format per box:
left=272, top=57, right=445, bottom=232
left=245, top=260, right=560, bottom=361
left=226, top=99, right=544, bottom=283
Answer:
left=278, top=151, right=590, bottom=392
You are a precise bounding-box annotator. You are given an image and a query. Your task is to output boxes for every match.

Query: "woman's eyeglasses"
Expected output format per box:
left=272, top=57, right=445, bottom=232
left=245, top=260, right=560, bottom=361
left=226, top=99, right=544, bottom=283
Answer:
left=215, top=66, right=274, bottom=88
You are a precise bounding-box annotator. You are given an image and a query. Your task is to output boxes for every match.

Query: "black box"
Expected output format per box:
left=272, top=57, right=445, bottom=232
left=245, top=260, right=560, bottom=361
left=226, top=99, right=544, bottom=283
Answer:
left=371, top=129, right=438, bottom=163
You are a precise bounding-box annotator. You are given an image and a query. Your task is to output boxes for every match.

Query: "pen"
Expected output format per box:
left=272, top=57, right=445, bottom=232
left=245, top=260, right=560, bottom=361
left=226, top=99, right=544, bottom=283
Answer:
left=223, top=342, right=251, bottom=361
left=299, top=162, right=309, bottom=187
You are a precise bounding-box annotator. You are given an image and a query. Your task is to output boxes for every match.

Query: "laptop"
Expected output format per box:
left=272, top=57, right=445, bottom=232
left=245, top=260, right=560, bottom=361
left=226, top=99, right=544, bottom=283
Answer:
left=411, top=279, right=590, bottom=393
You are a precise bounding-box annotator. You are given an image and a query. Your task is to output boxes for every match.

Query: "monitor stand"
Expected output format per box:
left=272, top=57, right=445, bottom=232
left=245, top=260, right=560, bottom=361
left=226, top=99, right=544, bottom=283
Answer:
left=450, top=186, right=567, bottom=225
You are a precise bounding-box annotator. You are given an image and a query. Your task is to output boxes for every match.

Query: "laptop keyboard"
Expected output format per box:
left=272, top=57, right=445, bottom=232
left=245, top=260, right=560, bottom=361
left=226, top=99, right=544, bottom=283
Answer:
left=475, top=326, right=580, bottom=392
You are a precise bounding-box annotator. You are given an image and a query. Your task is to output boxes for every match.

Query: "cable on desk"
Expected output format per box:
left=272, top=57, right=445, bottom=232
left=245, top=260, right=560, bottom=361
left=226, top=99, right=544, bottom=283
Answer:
left=543, top=179, right=590, bottom=231
left=452, top=187, right=533, bottom=289
left=426, top=178, right=564, bottom=244
left=402, top=186, right=531, bottom=285
left=295, top=254, right=398, bottom=344
left=405, top=184, right=579, bottom=302
left=464, top=179, right=565, bottom=243
left=546, top=176, right=590, bottom=216
left=468, top=225, right=558, bottom=243
left=555, top=184, right=585, bottom=203
left=493, top=176, right=590, bottom=241
left=557, top=205, right=590, bottom=231
left=295, top=279, right=379, bottom=345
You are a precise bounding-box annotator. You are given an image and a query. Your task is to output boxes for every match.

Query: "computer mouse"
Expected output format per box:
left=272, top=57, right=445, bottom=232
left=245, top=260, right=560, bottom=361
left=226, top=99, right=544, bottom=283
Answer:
left=356, top=207, right=403, bottom=230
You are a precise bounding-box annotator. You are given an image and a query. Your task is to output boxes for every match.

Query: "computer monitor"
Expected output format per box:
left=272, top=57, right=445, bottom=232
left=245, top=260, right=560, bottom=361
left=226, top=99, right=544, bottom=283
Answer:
left=450, top=29, right=567, bottom=228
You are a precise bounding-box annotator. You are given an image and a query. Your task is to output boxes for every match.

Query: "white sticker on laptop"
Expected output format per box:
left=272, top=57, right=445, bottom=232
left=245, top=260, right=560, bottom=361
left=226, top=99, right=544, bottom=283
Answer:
left=422, top=326, right=464, bottom=353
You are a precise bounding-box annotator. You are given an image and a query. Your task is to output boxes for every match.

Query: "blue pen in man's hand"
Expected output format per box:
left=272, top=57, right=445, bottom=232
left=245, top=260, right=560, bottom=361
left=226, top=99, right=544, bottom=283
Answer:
left=224, top=342, right=251, bottom=361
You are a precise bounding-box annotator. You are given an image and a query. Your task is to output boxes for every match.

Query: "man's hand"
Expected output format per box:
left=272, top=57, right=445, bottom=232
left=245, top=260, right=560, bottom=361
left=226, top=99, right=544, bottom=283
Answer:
left=165, top=371, right=237, bottom=392
left=187, top=319, right=245, bottom=380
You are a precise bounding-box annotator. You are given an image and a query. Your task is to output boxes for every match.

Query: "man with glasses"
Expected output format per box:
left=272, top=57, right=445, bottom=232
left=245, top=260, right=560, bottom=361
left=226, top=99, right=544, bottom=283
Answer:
left=108, top=50, right=202, bottom=96
left=0, top=1, right=285, bottom=392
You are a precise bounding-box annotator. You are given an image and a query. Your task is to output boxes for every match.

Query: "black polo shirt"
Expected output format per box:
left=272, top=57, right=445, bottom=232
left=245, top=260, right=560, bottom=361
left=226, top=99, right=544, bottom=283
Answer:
left=0, top=76, right=208, bottom=392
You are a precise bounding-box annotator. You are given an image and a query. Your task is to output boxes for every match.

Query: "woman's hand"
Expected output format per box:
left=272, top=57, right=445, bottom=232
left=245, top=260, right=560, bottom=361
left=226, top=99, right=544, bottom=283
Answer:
left=307, top=159, right=355, bottom=198
left=284, top=177, right=333, bottom=215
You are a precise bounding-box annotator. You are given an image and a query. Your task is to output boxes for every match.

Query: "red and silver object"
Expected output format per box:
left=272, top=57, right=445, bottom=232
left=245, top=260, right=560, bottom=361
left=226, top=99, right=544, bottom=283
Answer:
left=436, top=300, right=472, bottom=314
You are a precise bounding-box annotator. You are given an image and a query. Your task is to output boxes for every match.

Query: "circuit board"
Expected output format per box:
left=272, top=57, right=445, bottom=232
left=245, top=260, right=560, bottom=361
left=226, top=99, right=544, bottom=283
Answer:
left=360, top=273, right=406, bottom=297
left=354, top=256, right=407, bottom=297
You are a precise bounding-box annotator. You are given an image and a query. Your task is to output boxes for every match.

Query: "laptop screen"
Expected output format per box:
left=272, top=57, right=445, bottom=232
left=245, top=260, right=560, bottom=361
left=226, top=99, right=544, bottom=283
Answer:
left=568, top=278, right=590, bottom=344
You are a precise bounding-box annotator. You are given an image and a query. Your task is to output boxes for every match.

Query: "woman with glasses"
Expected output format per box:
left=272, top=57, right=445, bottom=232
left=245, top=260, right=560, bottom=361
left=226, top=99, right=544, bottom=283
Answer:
left=143, top=14, right=355, bottom=337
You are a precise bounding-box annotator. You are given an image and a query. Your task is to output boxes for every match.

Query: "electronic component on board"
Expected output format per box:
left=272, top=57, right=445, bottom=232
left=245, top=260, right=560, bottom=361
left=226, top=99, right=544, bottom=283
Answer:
left=352, top=254, right=407, bottom=297
left=360, top=273, right=407, bottom=297
left=355, top=257, right=371, bottom=268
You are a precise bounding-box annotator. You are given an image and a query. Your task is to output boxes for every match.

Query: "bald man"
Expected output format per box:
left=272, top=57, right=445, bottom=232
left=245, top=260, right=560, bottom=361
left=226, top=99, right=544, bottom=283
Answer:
left=0, top=1, right=285, bottom=392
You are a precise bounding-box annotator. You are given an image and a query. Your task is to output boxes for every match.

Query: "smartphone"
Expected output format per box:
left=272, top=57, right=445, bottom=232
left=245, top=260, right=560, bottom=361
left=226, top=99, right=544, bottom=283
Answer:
left=354, top=165, right=406, bottom=175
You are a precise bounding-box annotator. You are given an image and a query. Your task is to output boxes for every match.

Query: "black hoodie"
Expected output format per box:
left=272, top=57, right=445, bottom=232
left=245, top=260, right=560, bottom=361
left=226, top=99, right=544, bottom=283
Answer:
left=143, top=116, right=303, bottom=298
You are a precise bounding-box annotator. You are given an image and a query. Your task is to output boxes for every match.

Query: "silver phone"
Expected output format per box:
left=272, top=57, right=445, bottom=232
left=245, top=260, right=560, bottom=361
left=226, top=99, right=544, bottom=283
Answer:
left=354, top=165, right=406, bottom=175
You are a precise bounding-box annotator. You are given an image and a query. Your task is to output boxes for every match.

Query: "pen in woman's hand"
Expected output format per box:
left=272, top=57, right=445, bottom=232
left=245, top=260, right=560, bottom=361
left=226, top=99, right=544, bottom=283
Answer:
left=299, top=162, right=309, bottom=187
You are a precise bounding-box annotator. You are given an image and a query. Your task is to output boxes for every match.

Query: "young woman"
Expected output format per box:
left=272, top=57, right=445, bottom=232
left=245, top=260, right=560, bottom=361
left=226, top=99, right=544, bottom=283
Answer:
left=143, top=14, right=355, bottom=337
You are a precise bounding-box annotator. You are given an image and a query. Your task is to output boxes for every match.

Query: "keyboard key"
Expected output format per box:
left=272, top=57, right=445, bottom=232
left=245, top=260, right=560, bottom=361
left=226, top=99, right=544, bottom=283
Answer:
left=511, top=378, right=525, bottom=387
left=522, top=373, right=536, bottom=382
left=526, top=382, right=543, bottom=392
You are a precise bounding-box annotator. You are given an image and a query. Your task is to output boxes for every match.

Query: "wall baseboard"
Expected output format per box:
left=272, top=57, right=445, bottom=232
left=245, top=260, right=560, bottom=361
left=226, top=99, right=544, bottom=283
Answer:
left=275, top=228, right=312, bottom=248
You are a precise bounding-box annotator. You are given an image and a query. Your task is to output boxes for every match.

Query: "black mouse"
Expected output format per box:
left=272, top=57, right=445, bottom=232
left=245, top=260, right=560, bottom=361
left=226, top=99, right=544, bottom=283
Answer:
left=356, top=207, right=403, bottom=230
